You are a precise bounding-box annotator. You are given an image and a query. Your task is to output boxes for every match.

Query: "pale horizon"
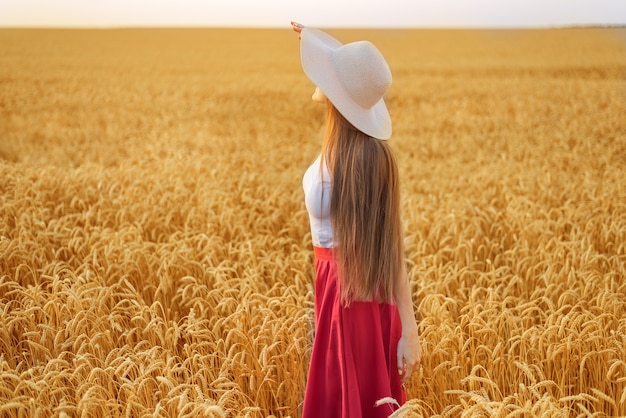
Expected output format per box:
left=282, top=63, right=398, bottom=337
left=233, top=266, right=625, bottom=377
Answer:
left=1, top=0, right=625, bottom=29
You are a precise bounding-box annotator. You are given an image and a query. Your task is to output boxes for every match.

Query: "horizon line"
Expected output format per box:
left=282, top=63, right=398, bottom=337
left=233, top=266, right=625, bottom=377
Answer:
left=1, top=23, right=625, bottom=30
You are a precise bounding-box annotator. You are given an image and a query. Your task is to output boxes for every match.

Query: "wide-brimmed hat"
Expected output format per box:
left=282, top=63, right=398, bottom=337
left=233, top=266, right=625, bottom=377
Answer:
left=300, top=27, right=392, bottom=140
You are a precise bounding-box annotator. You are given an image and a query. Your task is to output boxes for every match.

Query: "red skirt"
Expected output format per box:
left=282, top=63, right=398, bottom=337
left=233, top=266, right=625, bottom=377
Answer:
left=302, top=247, right=406, bottom=418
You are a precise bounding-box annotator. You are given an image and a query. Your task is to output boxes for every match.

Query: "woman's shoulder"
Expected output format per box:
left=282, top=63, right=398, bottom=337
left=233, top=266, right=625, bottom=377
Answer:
left=303, top=154, right=331, bottom=188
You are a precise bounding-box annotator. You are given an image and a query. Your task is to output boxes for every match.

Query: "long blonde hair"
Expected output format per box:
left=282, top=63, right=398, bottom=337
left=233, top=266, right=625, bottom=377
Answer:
left=321, top=102, right=404, bottom=305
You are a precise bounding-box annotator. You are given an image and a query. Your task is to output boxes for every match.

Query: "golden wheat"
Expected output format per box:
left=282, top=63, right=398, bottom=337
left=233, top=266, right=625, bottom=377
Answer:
left=1, top=27, right=625, bottom=417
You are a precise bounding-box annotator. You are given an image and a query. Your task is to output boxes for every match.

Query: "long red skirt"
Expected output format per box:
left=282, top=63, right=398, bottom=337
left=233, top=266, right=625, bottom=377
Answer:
left=302, top=246, right=406, bottom=418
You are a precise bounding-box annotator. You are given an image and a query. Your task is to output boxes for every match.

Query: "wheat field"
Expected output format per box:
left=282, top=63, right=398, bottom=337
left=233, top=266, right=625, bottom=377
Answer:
left=1, top=27, right=625, bottom=417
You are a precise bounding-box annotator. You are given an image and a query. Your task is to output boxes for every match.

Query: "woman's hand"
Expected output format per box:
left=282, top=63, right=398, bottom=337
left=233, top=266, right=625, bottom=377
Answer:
left=397, top=329, right=422, bottom=382
left=394, top=264, right=423, bottom=383
left=291, top=21, right=304, bottom=39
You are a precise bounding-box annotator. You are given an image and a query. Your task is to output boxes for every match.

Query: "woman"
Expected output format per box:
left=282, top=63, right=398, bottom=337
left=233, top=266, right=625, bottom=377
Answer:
left=292, top=22, right=423, bottom=417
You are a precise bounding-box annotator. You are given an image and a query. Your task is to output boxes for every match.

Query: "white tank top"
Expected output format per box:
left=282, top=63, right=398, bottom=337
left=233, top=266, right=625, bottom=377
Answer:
left=303, top=155, right=333, bottom=248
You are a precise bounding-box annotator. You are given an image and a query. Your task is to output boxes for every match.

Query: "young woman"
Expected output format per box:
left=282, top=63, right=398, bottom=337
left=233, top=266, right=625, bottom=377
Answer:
left=292, top=22, right=423, bottom=417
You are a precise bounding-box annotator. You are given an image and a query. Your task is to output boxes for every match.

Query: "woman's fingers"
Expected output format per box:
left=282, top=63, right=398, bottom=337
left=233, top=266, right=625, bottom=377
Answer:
left=397, top=335, right=422, bottom=382
left=397, top=337, right=406, bottom=374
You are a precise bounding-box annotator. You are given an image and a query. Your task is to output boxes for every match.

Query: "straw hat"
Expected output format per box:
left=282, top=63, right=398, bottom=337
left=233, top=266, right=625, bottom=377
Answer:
left=300, top=27, right=392, bottom=140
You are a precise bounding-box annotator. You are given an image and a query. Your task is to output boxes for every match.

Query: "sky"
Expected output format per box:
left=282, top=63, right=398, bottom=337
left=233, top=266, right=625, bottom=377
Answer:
left=0, top=0, right=625, bottom=29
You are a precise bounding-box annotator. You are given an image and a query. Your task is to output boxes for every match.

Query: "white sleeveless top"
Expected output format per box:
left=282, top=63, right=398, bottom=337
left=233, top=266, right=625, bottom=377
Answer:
left=303, top=155, right=334, bottom=248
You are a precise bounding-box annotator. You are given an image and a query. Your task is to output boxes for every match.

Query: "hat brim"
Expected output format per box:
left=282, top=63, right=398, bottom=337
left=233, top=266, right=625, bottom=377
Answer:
left=300, top=28, right=392, bottom=140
